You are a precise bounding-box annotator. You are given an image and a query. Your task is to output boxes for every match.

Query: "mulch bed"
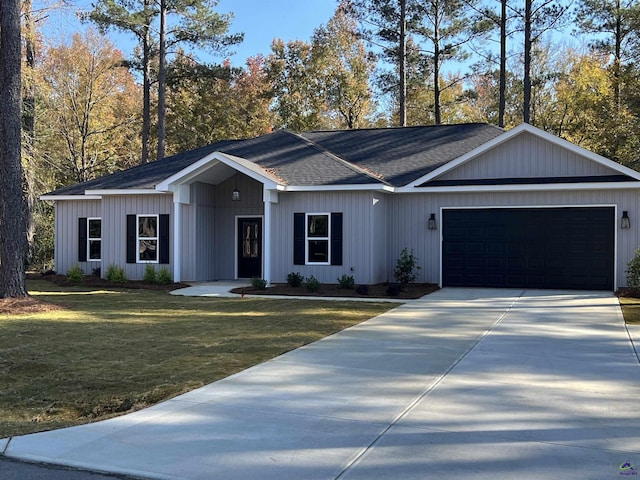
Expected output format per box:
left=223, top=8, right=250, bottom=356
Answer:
left=26, top=273, right=190, bottom=291
left=231, top=283, right=439, bottom=299
left=1, top=274, right=191, bottom=316
left=616, top=288, right=640, bottom=298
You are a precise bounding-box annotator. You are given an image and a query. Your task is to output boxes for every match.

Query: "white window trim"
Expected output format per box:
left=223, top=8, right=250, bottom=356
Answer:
left=87, top=217, right=102, bottom=262
left=137, top=214, right=159, bottom=264
left=305, top=213, right=331, bottom=265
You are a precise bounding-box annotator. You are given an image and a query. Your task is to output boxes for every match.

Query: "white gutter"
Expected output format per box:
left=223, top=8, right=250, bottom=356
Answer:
left=40, top=195, right=102, bottom=201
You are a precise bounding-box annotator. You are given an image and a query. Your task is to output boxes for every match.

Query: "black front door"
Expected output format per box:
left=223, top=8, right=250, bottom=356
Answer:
left=237, top=217, right=262, bottom=278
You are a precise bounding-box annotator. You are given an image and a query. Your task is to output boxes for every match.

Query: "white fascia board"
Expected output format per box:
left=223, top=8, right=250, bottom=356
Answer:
left=404, top=123, right=640, bottom=188
left=155, top=151, right=283, bottom=191
left=217, top=152, right=283, bottom=188
left=282, top=184, right=394, bottom=192
left=155, top=156, right=218, bottom=191
left=40, top=195, right=102, bottom=201
left=85, top=189, right=168, bottom=195
left=401, top=181, right=640, bottom=194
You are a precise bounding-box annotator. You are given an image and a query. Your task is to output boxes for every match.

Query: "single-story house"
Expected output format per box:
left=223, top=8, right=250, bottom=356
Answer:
left=41, top=122, right=640, bottom=291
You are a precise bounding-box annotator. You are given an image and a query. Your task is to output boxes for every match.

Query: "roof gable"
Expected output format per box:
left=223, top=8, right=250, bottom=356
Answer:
left=406, top=123, right=640, bottom=189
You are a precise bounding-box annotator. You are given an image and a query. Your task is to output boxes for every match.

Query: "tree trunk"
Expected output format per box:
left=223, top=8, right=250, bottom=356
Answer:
left=433, top=1, right=441, bottom=125
left=613, top=0, right=622, bottom=111
left=0, top=0, right=28, bottom=298
left=141, top=0, right=151, bottom=164
left=499, top=0, right=507, bottom=128
left=22, top=0, right=37, bottom=264
left=399, top=0, right=407, bottom=126
left=157, top=0, right=166, bottom=160
left=523, top=0, right=532, bottom=124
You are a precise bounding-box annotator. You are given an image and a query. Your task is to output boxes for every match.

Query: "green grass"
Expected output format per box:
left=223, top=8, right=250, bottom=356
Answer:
left=619, top=296, right=640, bottom=324
left=0, top=280, right=393, bottom=438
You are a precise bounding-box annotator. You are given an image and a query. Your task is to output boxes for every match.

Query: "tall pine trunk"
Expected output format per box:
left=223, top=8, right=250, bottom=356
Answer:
left=523, top=0, right=532, bottom=124
left=141, top=0, right=151, bottom=164
left=23, top=0, right=37, bottom=263
left=157, top=0, right=167, bottom=160
left=499, top=0, right=507, bottom=128
left=0, top=0, right=28, bottom=298
left=399, top=0, right=407, bottom=126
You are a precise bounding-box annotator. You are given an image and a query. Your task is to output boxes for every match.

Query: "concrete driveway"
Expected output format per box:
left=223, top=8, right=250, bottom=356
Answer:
left=2, top=288, right=639, bottom=480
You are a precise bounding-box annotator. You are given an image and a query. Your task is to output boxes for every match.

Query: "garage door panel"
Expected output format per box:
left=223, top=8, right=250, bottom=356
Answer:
left=442, top=207, right=614, bottom=290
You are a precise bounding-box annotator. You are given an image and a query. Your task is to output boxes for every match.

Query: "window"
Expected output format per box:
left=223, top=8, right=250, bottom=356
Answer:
left=87, top=218, right=102, bottom=261
left=126, top=214, right=169, bottom=264
left=137, top=215, right=158, bottom=263
left=294, top=212, right=343, bottom=266
left=306, top=214, right=330, bottom=264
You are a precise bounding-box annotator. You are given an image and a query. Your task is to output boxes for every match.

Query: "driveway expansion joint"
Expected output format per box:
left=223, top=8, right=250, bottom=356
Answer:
left=333, top=289, right=526, bottom=480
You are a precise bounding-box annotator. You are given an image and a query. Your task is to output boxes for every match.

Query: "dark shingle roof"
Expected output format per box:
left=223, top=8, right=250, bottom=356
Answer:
left=46, top=123, right=504, bottom=195
left=301, top=123, right=504, bottom=186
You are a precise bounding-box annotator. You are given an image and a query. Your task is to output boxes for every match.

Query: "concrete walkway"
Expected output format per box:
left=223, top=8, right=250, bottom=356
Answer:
left=2, top=289, right=639, bottom=480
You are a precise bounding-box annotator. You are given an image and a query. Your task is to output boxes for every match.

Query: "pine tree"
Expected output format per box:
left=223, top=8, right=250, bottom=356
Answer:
left=0, top=0, right=28, bottom=298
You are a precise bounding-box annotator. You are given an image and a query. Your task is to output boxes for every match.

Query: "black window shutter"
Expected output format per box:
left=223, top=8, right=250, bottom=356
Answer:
left=293, top=213, right=305, bottom=265
left=126, top=215, right=136, bottom=264
left=331, top=212, right=343, bottom=266
left=159, top=214, right=170, bottom=264
left=78, top=217, right=87, bottom=262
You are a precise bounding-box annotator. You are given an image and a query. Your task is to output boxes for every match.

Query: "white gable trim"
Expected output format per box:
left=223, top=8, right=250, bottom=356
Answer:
left=85, top=189, right=168, bottom=195
left=155, top=151, right=283, bottom=191
left=400, top=123, right=640, bottom=191
left=406, top=181, right=640, bottom=194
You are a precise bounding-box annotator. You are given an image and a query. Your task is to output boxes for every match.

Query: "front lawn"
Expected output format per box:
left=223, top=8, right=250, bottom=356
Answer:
left=0, top=280, right=393, bottom=438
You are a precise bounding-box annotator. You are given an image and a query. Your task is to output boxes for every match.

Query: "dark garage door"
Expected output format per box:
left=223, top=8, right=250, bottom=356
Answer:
left=442, top=207, right=614, bottom=290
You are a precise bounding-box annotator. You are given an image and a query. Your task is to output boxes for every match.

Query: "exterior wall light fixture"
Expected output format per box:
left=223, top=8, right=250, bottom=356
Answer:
left=232, top=174, right=240, bottom=202
left=622, top=210, right=631, bottom=229
left=427, top=213, right=437, bottom=230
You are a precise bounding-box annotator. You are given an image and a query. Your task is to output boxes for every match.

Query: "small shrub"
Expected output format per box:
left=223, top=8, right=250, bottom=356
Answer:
left=66, top=264, right=84, bottom=283
left=337, top=274, right=355, bottom=289
left=393, top=248, right=421, bottom=289
left=627, top=248, right=640, bottom=287
left=355, top=284, right=369, bottom=295
left=287, top=272, right=304, bottom=287
left=386, top=283, right=402, bottom=296
left=92, top=267, right=101, bottom=277
left=305, top=275, right=321, bottom=292
left=157, top=267, right=173, bottom=284
left=251, top=277, right=268, bottom=290
left=143, top=264, right=158, bottom=284
left=105, top=264, right=128, bottom=283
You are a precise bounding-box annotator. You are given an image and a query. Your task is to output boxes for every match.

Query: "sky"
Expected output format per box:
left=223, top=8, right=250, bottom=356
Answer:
left=40, top=0, right=339, bottom=66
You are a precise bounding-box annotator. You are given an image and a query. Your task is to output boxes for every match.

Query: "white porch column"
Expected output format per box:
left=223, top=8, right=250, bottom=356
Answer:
left=171, top=184, right=190, bottom=283
left=263, top=189, right=278, bottom=284
left=173, top=199, right=181, bottom=282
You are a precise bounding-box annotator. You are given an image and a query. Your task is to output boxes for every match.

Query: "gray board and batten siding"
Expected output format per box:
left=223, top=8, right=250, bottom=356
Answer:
left=103, top=194, right=173, bottom=280
left=433, top=130, right=622, bottom=182
left=54, top=200, right=102, bottom=276
left=270, top=191, right=388, bottom=285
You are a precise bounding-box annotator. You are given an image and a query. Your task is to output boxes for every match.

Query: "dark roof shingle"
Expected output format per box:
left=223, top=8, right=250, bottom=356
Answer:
left=46, top=123, right=504, bottom=195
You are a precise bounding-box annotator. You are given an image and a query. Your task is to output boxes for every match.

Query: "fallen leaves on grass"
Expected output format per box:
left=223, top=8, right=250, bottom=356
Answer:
left=0, top=296, right=63, bottom=315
